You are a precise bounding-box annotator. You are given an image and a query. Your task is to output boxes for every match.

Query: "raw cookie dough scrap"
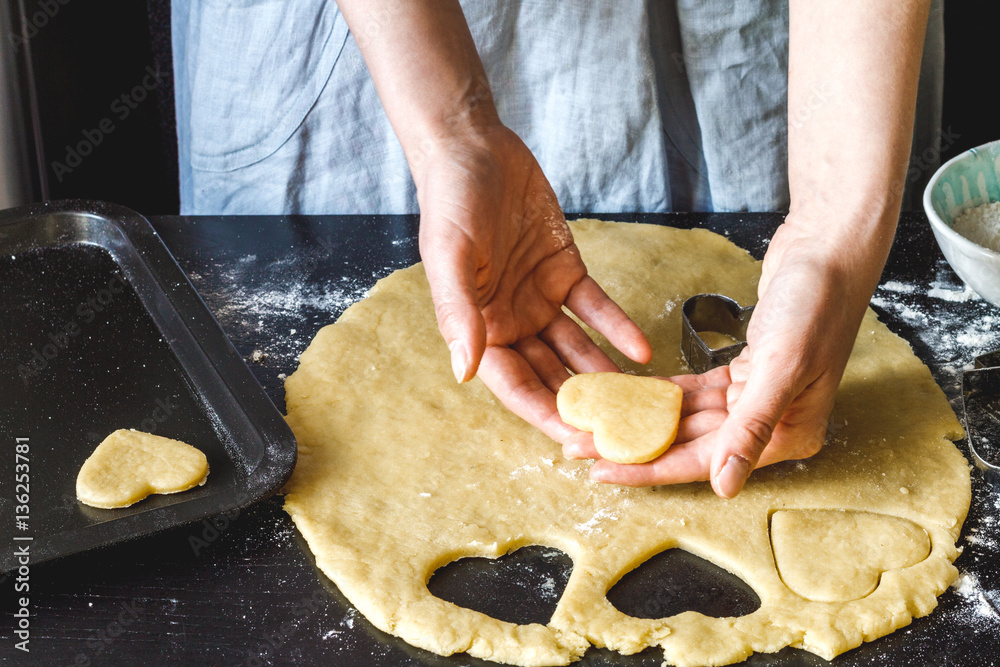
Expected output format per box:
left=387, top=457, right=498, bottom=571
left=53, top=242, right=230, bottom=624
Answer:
left=283, top=220, right=969, bottom=667
left=77, top=429, right=209, bottom=509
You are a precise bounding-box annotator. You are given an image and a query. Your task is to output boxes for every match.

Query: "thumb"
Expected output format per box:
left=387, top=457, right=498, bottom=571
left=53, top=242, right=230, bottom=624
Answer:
left=435, top=294, right=487, bottom=383
left=710, top=374, right=795, bottom=499
left=421, top=235, right=488, bottom=384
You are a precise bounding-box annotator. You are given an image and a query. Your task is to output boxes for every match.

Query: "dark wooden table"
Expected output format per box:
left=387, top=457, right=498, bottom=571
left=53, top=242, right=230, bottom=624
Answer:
left=3, top=212, right=998, bottom=666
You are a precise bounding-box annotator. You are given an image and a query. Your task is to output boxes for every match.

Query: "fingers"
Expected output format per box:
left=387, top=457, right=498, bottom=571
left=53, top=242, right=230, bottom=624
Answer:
left=681, top=388, right=727, bottom=417
left=756, top=382, right=836, bottom=466
left=476, top=345, right=580, bottom=445
left=568, top=406, right=726, bottom=467
left=511, top=321, right=615, bottom=460
left=709, top=370, right=799, bottom=499
left=667, top=365, right=732, bottom=393
left=676, top=409, right=728, bottom=443
left=440, top=299, right=488, bottom=383
left=482, top=338, right=606, bottom=459
left=420, top=234, right=488, bottom=384
left=477, top=310, right=628, bottom=458
left=562, top=435, right=598, bottom=460
left=565, top=276, right=652, bottom=364
left=538, top=313, right=620, bottom=375
left=590, top=435, right=716, bottom=486
left=511, top=336, right=571, bottom=393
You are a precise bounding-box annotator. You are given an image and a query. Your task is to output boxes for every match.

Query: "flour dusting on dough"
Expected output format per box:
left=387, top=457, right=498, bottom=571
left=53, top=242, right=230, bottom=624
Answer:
left=574, top=508, right=620, bottom=536
left=510, top=464, right=542, bottom=479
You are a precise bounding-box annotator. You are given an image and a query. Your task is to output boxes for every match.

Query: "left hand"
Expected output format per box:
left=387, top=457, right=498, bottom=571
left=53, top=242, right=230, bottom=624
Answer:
left=580, top=218, right=882, bottom=498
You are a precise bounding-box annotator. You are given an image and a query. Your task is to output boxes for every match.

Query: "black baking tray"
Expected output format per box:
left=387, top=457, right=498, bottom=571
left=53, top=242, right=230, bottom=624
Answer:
left=0, top=201, right=296, bottom=571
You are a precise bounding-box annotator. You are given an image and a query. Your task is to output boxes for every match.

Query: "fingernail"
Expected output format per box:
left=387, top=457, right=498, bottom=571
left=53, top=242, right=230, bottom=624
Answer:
left=449, top=342, right=468, bottom=383
left=715, top=455, right=750, bottom=499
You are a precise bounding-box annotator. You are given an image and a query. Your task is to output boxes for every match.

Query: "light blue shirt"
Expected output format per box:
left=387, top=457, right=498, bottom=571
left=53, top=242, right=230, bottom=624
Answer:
left=172, top=1, right=942, bottom=215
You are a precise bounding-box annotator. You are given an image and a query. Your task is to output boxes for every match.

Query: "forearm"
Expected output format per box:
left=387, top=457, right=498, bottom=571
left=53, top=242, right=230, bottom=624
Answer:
left=334, top=0, right=500, bottom=182
left=787, top=0, right=931, bottom=286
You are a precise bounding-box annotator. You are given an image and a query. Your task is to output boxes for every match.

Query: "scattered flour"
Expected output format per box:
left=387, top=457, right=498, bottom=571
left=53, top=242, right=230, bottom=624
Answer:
left=188, top=251, right=375, bottom=368
left=880, top=280, right=917, bottom=294
left=949, top=572, right=999, bottom=623
left=953, top=201, right=1000, bottom=253
left=871, top=261, right=1000, bottom=405
left=927, top=282, right=978, bottom=303
left=538, top=576, right=558, bottom=601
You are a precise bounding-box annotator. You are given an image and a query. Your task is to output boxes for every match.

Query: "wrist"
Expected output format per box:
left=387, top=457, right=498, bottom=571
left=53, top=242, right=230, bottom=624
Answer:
left=406, top=122, right=512, bottom=200
left=774, top=209, right=898, bottom=299
left=400, top=75, right=504, bottom=182
left=786, top=194, right=899, bottom=260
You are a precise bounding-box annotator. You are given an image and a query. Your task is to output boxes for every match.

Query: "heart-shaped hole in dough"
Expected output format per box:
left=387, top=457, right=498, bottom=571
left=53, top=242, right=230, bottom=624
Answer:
left=428, top=546, right=572, bottom=625
left=770, top=510, right=930, bottom=602
left=608, top=548, right=761, bottom=619
left=76, top=429, right=209, bottom=509
left=556, top=372, right=683, bottom=464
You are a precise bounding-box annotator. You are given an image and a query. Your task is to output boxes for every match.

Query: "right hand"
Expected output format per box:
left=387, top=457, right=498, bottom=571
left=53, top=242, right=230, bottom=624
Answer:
left=414, top=123, right=652, bottom=447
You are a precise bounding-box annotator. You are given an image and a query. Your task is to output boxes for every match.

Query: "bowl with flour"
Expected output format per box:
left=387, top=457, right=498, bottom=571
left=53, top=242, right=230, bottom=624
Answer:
left=924, top=138, right=1000, bottom=307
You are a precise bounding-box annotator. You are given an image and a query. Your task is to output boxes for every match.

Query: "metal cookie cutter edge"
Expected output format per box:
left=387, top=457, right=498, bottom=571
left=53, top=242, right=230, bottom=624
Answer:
left=962, top=350, right=1000, bottom=476
left=681, top=294, right=754, bottom=375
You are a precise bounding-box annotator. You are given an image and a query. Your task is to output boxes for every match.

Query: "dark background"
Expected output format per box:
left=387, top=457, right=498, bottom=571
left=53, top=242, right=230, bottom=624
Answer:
left=14, top=1, right=1000, bottom=216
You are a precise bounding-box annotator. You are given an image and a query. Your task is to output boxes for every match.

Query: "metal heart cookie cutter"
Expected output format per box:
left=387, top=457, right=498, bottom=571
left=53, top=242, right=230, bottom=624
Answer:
left=962, top=349, right=1000, bottom=476
left=681, top=294, right=754, bottom=374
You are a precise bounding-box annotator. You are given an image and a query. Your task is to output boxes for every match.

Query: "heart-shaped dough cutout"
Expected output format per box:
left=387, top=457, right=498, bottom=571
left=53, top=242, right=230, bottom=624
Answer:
left=696, top=330, right=741, bottom=350
left=556, top=372, right=683, bottom=464
left=77, top=429, right=209, bottom=509
left=771, top=510, right=930, bottom=602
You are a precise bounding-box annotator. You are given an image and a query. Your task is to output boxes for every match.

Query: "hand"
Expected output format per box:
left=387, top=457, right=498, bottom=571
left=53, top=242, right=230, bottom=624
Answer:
left=587, top=218, right=883, bottom=498
left=415, top=124, right=651, bottom=445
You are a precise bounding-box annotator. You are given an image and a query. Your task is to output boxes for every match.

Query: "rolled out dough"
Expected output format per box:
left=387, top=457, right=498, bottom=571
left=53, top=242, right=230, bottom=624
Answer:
left=556, top=372, right=683, bottom=464
left=77, top=429, right=209, bottom=509
left=283, top=220, right=969, bottom=666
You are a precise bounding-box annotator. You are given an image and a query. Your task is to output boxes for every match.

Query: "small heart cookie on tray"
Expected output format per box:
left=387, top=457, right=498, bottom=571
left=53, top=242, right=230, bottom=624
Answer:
left=77, top=429, right=209, bottom=509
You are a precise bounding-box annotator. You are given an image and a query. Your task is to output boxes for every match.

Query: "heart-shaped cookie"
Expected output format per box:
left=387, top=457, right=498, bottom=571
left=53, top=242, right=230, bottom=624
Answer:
left=76, top=429, right=209, bottom=509
left=556, top=372, right=683, bottom=464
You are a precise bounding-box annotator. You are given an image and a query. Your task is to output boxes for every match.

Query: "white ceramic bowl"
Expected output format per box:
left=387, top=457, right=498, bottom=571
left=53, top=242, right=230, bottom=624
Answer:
left=923, top=139, right=1000, bottom=307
